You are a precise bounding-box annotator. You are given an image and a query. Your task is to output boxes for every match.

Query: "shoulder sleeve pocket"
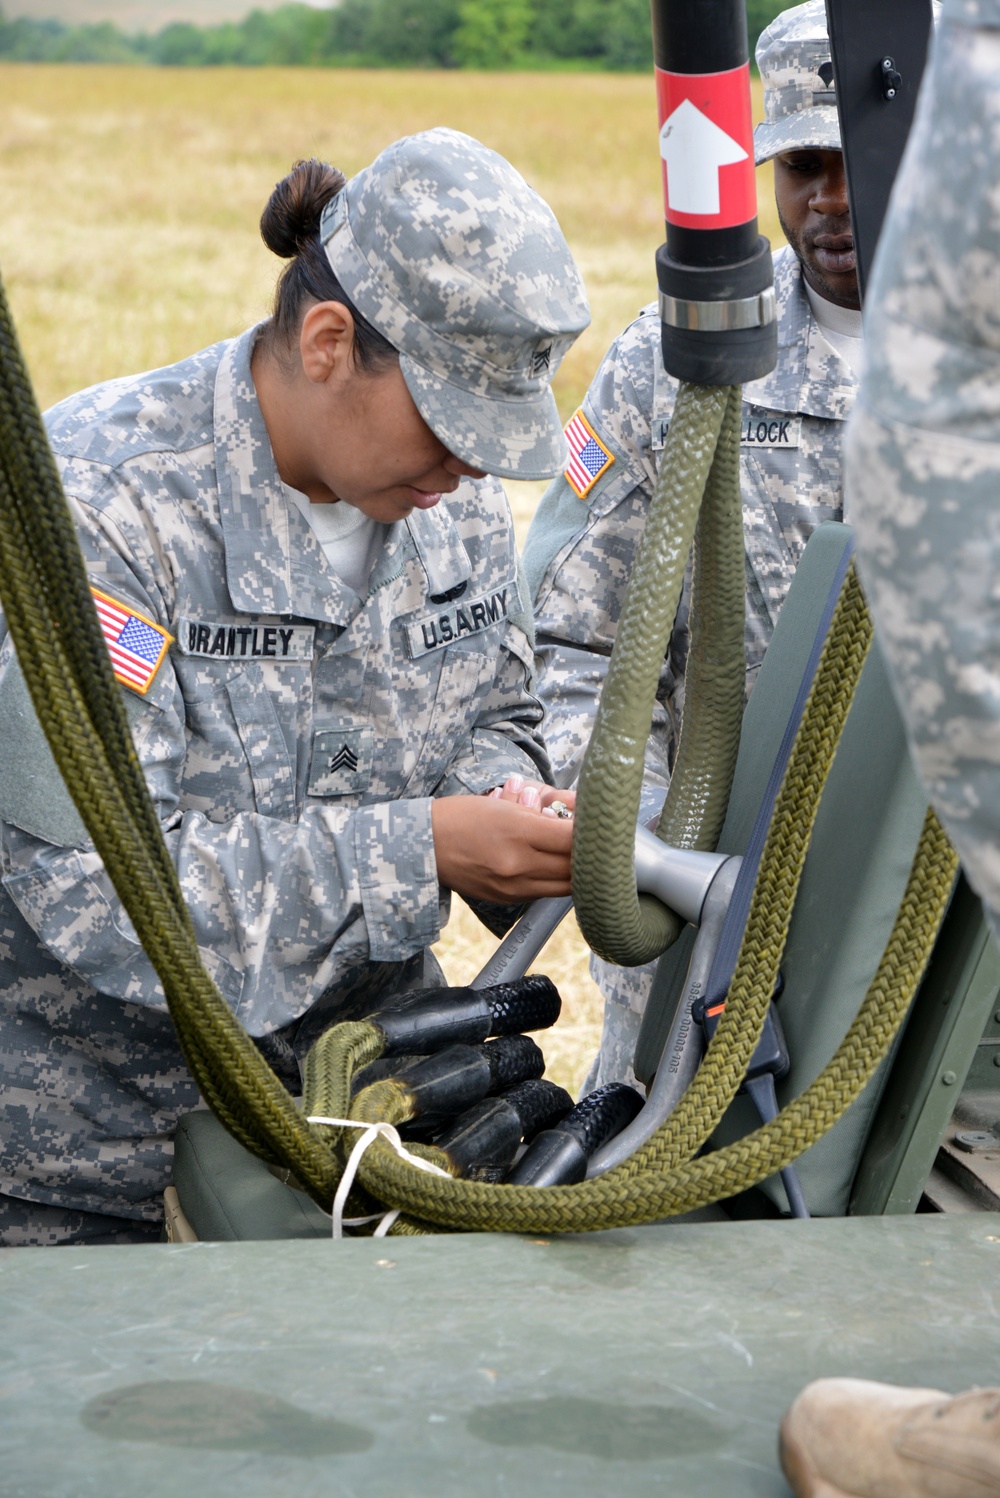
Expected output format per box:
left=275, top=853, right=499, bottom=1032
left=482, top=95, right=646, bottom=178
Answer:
left=0, top=657, right=91, bottom=847
left=0, top=652, right=159, bottom=848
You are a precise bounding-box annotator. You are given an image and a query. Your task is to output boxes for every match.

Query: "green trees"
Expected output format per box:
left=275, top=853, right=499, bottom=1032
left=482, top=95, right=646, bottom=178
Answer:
left=330, top=0, right=461, bottom=66
left=453, top=0, right=533, bottom=68
left=0, top=6, right=139, bottom=61
left=0, top=0, right=786, bottom=70
left=527, top=0, right=650, bottom=69
left=147, top=7, right=331, bottom=65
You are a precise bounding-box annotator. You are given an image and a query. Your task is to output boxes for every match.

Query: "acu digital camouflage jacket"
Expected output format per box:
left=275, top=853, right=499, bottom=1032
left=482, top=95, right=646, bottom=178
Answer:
left=0, top=326, right=547, bottom=1223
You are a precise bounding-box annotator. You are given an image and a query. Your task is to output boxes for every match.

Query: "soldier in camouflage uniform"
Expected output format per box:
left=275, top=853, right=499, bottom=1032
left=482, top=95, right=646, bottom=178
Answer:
left=523, top=0, right=864, bottom=1091
left=786, top=15, right=1000, bottom=1486
left=848, top=0, right=1000, bottom=943
left=0, top=129, right=590, bottom=1244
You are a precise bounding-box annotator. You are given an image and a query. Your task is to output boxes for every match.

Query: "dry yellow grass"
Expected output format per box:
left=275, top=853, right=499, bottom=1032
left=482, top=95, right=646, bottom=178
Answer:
left=0, top=65, right=780, bottom=415
left=0, top=64, right=781, bottom=1096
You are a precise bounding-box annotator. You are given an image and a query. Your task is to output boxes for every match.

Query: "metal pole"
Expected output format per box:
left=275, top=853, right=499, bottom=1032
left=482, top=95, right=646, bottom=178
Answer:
left=824, top=0, right=933, bottom=301
left=650, top=0, right=777, bottom=386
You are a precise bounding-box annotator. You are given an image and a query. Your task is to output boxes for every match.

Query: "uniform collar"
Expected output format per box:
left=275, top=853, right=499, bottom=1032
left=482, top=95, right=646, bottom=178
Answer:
left=213, top=329, right=471, bottom=620
left=744, top=248, right=858, bottom=421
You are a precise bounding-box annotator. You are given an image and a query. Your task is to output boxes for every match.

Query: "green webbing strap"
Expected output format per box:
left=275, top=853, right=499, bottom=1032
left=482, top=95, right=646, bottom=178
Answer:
left=653, top=383, right=747, bottom=854
left=0, top=273, right=342, bottom=1207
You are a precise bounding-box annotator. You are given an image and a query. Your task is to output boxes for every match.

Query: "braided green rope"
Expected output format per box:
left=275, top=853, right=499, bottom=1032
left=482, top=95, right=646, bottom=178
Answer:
left=301, top=1023, right=385, bottom=1144
left=639, top=807, right=957, bottom=1216
left=572, top=382, right=747, bottom=968
left=0, top=264, right=957, bottom=1240
left=654, top=383, right=747, bottom=854
left=628, top=563, right=874, bottom=1176
left=345, top=570, right=956, bottom=1230
left=352, top=807, right=955, bottom=1232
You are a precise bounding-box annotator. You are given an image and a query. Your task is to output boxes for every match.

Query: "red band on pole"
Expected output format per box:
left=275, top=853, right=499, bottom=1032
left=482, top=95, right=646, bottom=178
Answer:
left=655, top=62, right=757, bottom=230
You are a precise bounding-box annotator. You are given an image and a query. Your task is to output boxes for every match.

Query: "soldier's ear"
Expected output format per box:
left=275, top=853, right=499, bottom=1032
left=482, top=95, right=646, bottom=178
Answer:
left=299, top=302, right=356, bottom=385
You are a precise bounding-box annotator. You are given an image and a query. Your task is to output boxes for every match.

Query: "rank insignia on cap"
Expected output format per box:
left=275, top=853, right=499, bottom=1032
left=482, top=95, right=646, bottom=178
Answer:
left=91, top=587, right=172, bottom=695
left=564, top=409, right=614, bottom=499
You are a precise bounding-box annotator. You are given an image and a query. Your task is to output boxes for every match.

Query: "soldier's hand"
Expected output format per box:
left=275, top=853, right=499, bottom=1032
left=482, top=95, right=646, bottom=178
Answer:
left=486, top=775, right=576, bottom=817
left=431, top=793, right=574, bottom=902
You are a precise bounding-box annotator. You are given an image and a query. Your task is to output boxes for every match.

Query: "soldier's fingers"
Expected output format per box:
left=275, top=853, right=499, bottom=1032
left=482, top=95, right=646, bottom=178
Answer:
left=537, top=786, right=576, bottom=812
left=488, top=776, right=571, bottom=812
left=488, top=774, right=526, bottom=803
left=514, top=814, right=574, bottom=855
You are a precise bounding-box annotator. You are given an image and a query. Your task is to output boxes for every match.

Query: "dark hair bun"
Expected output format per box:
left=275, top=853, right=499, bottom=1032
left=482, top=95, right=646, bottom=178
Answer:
left=260, top=159, right=346, bottom=259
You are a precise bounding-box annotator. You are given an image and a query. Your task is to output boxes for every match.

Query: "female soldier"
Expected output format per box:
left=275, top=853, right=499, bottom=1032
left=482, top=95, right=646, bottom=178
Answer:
left=0, top=128, right=590, bottom=1245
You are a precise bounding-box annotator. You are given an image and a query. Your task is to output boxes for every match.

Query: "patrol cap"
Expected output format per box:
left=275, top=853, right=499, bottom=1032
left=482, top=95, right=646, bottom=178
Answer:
left=319, top=128, right=590, bottom=482
left=753, top=0, right=841, bottom=165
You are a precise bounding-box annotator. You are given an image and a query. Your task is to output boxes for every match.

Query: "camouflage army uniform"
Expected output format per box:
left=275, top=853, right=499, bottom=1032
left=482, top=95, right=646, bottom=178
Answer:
left=0, top=331, right=547, bottom=1241
left=0, top=127, right=590, bottom=1243
left=848, top=0, right=1000, bottom=942
left=524, top=246, right=856, bottom=1089
left=0, top=330, right=549, bottom=1240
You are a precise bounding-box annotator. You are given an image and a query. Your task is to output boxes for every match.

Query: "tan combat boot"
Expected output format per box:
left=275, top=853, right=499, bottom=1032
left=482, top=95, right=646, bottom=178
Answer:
left=779, top=1377, right=1000, bottom=1497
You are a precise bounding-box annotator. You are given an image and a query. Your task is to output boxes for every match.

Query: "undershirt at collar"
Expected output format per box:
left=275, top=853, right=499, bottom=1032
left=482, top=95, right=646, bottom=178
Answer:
left=804, top=281, right=865, bottom=380
left=284, top=484, right=385, bottom=597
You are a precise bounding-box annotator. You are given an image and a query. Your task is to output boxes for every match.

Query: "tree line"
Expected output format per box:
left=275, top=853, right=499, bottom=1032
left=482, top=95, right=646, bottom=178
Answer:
left=0, top=0, right=786, bottom=70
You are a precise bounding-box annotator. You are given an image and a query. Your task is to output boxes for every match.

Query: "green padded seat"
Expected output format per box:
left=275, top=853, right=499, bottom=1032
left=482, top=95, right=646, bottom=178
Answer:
left=173, top=1109, right=330, bottom=1240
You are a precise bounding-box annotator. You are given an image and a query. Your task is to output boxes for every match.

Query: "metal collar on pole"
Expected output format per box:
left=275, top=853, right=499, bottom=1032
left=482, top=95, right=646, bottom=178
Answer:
left=651, top=0, right=777, bottom=385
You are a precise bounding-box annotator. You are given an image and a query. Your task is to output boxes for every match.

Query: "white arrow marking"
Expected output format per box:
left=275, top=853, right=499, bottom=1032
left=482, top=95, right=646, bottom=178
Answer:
left=659, top=97, right=748, bottom=216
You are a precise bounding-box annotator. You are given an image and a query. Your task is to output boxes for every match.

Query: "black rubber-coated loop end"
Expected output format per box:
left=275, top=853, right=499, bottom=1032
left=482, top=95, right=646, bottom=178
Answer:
left=558, top=1082, right=645, bottom=1155
left=504, top=1083, right=644, bottom=1187
left=501, top=1079, right=574, bottom=1142
left=434, top=1097, right=523, bottom=1175
left=475, top=1034, right=545, bottom=1092
left=483, top=974, right=561, bottom=1036
left=504, top=1130, right=588, bottom=1187
left=370, top=985, right=491, bottom=1055
left=351, top=1054, right=426, bottom=1096
left=393, top=1045, right=492, bottom=1120
left=433, top=1078, right=572, bottom=1176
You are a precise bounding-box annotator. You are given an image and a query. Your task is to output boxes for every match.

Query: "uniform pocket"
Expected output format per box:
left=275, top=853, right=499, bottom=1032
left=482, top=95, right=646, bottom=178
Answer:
left=225, top=668, right=297, bottom=821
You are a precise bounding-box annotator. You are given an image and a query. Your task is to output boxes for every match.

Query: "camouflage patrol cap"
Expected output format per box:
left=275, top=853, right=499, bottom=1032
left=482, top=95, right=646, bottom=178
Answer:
left=319, top=128, right=590, bottom=482
left=753, top=0, right=841, bottom=165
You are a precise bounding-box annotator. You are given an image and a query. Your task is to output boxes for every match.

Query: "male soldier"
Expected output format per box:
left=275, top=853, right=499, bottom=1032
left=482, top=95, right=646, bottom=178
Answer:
left=523, top=0, right=862, bottom=1090
left=778, top=3, right=1000, bottom=1493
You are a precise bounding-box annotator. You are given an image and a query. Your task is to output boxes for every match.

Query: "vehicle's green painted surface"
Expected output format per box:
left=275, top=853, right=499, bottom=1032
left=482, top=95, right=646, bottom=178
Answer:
left=851, top=874, right=1000, bottom=1215
left=3, top=1215, right=1000, bottom=1497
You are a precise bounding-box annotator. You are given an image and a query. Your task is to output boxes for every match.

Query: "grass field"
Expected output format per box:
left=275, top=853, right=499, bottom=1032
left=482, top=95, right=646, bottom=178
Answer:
left=0, top=65, right=781, bottom=1095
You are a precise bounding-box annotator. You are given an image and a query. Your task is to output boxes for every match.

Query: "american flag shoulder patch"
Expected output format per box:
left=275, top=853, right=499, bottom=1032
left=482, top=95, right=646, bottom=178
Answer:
left=91, top=587, right=173, bottom=695
left=564, top=409, right=614, bottom=500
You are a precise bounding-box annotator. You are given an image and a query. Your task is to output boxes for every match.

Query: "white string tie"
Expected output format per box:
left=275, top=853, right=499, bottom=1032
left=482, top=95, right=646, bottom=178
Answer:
left=307, top=1114, right=451, bottom=1240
